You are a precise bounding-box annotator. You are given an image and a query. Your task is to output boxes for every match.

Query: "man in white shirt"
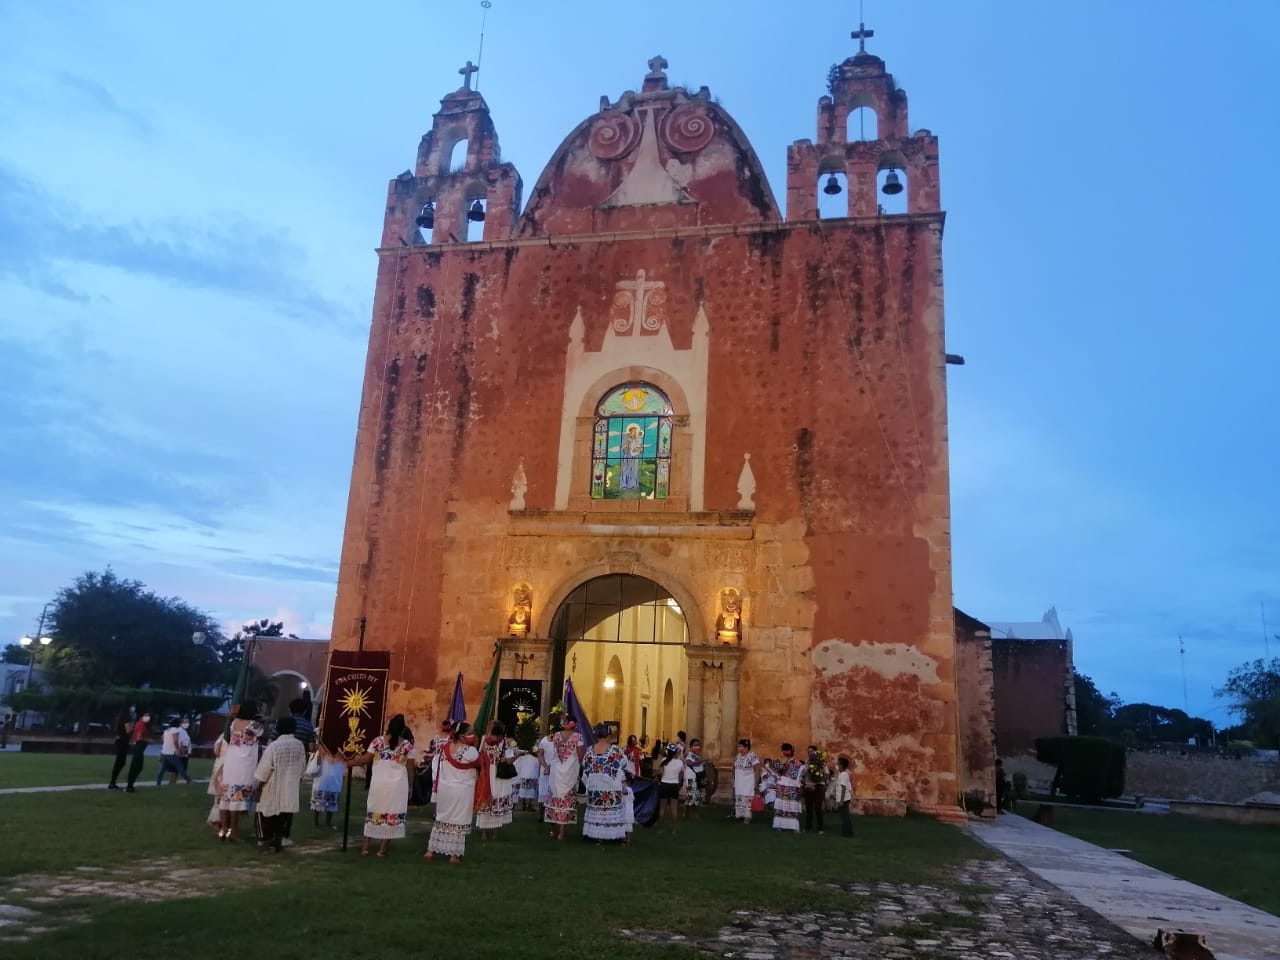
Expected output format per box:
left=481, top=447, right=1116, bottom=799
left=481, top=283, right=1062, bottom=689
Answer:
left=254, top=717, right=307, bottom=853
left=155, top=718, right=191, bottom=785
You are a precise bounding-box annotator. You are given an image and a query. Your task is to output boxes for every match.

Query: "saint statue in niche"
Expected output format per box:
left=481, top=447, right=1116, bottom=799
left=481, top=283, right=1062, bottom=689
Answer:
left=508, top=584, right=533, bottom=637
left=716, top=588, right=742, bottom=644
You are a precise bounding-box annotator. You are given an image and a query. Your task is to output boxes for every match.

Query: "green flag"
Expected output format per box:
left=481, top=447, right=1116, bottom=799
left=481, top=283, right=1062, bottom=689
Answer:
left=473, top=643, right=503, bottom=737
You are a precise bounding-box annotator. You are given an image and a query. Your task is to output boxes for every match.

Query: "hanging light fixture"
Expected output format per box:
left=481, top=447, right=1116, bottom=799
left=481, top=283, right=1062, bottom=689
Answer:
left=822, top=173, right=843, bottom=195
left=881, top=169, right=904, bottom=195
left=414, top=200, right=435, bottom=229
left=467, top=199, right=486, bottom=222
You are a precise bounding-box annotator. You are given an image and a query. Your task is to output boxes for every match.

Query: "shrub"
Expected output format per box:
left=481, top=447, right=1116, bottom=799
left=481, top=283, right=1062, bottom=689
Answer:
left=1034, top=735, right=1126, bottom=802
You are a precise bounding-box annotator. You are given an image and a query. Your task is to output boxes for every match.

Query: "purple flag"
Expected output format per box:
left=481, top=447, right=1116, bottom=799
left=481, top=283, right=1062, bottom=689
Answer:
left=562, top=677, right=595, bottom=747
left=447, top=673, right=467, bottom=725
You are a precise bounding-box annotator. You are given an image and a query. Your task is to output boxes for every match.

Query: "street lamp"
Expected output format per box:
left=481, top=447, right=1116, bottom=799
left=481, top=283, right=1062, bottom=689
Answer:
left=19, top=602, right=53, bottom=730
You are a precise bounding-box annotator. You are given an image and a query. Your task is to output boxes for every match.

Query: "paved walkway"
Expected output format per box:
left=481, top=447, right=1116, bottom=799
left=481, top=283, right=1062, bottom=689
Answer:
left=972, top=812, right=1280, bottom=960
left=0, top=780, right=209, bottom=795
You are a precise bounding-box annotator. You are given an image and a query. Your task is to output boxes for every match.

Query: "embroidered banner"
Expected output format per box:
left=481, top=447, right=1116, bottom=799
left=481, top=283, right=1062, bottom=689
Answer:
left=318, top=650, right=391, bottom=760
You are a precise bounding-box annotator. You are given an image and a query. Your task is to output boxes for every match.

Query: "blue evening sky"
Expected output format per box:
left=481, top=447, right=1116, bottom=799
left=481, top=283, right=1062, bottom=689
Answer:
left=2, top=2, right=1276, bottom=725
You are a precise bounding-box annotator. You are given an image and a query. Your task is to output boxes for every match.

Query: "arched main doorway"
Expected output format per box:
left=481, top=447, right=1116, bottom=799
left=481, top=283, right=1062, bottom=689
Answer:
left=548, top=574, right=688, bottom=747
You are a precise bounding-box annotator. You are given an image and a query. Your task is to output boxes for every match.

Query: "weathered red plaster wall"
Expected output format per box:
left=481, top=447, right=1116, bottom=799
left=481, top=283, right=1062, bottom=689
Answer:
left=991, top=639, right=1070, bottom=755
left=954, top=611, right=996, bottom=804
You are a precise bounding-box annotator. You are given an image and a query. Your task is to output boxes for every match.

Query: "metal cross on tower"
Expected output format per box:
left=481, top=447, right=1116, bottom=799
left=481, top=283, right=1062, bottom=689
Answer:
left=459, top=60, right=479, bottom=90
left=851, top=22, right=875, bottom=54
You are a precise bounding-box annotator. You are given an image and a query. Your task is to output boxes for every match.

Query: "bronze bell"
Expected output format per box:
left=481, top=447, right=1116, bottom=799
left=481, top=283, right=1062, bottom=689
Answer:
left=881, top=169, right=904, bottom=195
left=414, top=200, right=435, bottom=229
left=822, top=174, right=843, bottom=196
left=467, top=199, right=486, bottom=222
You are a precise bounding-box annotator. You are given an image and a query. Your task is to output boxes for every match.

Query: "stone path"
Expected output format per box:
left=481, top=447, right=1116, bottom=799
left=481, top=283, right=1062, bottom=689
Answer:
left=623, top=858, right=1155, bottom=959
left=973, top=812, right=1280, bottom=960
left=0, top=858, right=271, bottom=945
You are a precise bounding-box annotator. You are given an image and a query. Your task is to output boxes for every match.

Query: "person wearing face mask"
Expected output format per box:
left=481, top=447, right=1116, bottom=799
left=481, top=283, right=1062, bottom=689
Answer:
left=176, top=718, right=193, bottom=780
left=731, top=738, right=762, bottom=824
left=155, top=717, right=191, bottom=785
left=766, top=743, right=805, bottom=832
left=425, top=721, right=481, bottom=863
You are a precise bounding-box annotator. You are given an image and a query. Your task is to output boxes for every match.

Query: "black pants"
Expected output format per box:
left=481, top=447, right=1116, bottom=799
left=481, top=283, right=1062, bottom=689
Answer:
left=804, top=790, right=824, bottom=832
left=257, top=812, right=293, bottom=850
left=109, top=743, right=129, bottom=786
left=125, top=742, right=147, bottom=788
left=840, top=800, right=854, bottom=837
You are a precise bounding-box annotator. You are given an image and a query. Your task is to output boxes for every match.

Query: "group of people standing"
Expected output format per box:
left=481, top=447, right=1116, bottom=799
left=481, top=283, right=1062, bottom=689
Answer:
left=189, top=701, right=858, bottom=860
left=731, top=740, right=856, bottom=837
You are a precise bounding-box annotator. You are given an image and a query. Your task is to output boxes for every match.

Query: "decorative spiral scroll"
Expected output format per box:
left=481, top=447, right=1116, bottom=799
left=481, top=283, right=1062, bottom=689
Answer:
left=611, top=290, right=634, bottom=334
left=641, top=289, right=666, bottom=331
left=661, top=104, right=715, bottom=153
left=589, top=114, right=642, bottom=161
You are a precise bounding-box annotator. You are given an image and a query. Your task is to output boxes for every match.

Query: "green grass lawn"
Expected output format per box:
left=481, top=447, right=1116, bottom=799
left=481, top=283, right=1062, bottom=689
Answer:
left=1035, top=807, right=1280, bottom=917
left=0, top=752, right=213, bottom=788
left=0, top=784, right=989, bottom=959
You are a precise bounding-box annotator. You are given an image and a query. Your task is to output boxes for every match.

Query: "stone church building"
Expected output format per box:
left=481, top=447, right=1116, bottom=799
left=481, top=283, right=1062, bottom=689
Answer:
left=331, top=36, right=985, bottom=820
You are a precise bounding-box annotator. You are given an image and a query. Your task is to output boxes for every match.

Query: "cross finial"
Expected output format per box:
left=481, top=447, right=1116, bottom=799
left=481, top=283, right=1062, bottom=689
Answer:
left=646, top=54, right=669, bottom=80
left=851, top=22, right=875, bottom=54
left=459, top=60, right=479, bottom=90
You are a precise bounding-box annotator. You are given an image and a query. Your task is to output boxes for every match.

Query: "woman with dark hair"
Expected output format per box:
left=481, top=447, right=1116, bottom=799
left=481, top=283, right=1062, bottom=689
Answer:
left=214, top=702, right=265, bottom=842
left=543, top=716, right=584, bottom=841
left=426, top=721, right=481, bottom=863
left=350, top=713, right=415, bottom=857
left=106, top=708, right=131, bottom=790
left=582, top=723, right=628, bottom=843
left=767, top=743, right=805, bottom=833
left=732, top=738, right=762, bottom=824
left=474, top=721, right=517, bottom=839
left=656, top=742, right=693, bottom=834
left=682, top=738, right=705, bottom=817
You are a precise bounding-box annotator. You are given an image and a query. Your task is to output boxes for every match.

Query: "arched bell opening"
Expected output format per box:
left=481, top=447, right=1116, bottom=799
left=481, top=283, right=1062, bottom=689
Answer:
left=877, top=150, right=908, bottom=215
left=817, top=156, right=848, bottom=220
left=847, top=105, right=878, bottom=142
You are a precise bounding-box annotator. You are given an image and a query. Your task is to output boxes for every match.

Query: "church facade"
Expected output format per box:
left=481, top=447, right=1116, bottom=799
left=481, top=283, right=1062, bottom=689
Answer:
left=331, top=39, right=966, bottom=820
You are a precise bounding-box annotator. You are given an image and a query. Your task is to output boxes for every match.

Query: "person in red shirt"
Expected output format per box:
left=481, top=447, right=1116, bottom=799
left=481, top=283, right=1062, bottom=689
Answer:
left=125, top=712, right=152, bottom=792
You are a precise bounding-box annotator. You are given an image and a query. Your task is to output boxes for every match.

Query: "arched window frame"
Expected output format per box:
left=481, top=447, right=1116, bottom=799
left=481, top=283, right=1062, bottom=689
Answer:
left=590, top=382, right=674, bottom=500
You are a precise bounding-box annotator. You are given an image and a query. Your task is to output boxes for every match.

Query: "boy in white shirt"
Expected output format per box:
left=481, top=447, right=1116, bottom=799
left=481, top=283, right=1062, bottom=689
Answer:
left=835, top=755, right=854, bottom=837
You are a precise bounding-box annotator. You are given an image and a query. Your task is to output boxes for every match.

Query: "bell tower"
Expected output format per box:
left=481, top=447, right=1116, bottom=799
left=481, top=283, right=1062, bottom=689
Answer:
left=786, top=23, right=940, bottom=219
left=381, top=61, right=523, bottom=247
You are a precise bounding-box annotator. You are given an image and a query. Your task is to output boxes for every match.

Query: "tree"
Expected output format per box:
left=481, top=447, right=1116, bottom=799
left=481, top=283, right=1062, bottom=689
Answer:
left=213, top=619, right=293, bottom=698
left=826, top=63, right=840, bottom=96
left=1111, top=702, right=1214, bottom=746
left=1, top=643, right=31, bottom=665
left=44, top=569, right=224, bottom=692
left=1073, top=671, right=1120, bottom=736
left=1216, top=657, right=1280, bottom=749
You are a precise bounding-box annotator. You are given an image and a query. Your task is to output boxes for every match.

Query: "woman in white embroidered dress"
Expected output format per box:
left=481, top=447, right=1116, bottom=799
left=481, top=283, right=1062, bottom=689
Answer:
left=350, top=713, right=415, bottom=858
left=582, top=724, right=629, bottom=843
left=543, top=718, right=584, bottom=841
left=426, top=722, right=481, bottom=863
left=732, top=738, right=762, bottom=824
left=216, top=705, right=264, bottom=842
left=767, top=742, right=805, bottom=833
left=474, top=721, right=517, bottom=839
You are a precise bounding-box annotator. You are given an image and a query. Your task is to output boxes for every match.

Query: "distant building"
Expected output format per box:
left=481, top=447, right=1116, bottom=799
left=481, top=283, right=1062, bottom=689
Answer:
left=987, top=606, right=1077, bottom=755
left=250, top=637, right=330, bottom=717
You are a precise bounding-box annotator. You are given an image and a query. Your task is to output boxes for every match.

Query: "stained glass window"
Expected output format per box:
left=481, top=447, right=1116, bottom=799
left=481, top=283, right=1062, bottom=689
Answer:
left=591, top=382, right=673, bottom=500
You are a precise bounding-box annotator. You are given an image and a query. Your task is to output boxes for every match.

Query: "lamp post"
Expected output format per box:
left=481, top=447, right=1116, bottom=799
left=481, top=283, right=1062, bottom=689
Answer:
left=19, top=603, right=53, bottom=731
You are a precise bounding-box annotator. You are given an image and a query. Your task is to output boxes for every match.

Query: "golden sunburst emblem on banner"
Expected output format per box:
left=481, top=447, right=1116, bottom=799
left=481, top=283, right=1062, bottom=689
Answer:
left=339, top=684, right=374, bottom=719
